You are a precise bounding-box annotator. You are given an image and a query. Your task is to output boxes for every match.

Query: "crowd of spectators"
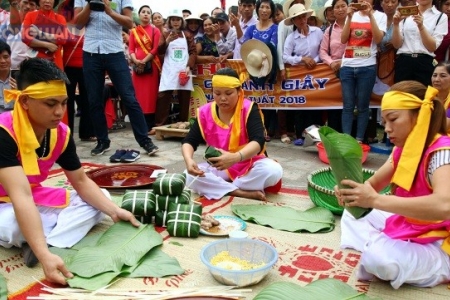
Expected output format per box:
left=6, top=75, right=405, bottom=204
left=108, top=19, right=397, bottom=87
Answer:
left=0, top=0, right=449, bottom=151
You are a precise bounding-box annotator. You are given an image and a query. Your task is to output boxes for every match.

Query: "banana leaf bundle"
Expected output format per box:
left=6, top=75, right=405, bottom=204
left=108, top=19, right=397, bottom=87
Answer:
left=204, top=146, right=222, bottom=165
left=121, top=190, right=156, bottom=216
left=154, top=190, right=191, bottom=211
left=318, top=126, right=371, bottom=219
left=153, top=173, right=186, bottom=196
left=155, top=210, right=169, bottom=227
left=0, top=272, right=6, bottom=300
left=166, top=202, right=202, bottom=237
left=135, top=215, right=152, bottom=224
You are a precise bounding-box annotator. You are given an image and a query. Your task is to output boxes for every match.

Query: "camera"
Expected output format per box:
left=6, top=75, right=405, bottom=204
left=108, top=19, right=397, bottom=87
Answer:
left=86, top=0, right=105, bottom=12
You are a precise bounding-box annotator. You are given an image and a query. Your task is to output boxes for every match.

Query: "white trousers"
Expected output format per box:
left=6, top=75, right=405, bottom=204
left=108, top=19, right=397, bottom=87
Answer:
left=341, top=209, right=450, bottom=289
left=185, top=158, right=283, bottom=200
left=0, top=189, right=106, bottom=249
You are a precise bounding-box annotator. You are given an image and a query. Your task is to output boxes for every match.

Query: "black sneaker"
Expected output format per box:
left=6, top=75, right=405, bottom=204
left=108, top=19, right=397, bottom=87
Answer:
left=120, top=149, right=141, bottom=162
left=22, top=243, right=38, bottom=268
left=109, top=149, right=127, bottom=162
left=91, top=141, right=110, bottom=156
left=143, top=141, right=159, bottom=156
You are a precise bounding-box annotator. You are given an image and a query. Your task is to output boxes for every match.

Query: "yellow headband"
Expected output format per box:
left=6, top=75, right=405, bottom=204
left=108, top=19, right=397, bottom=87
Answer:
left=3, top=80, right=67, bottom=176
left=381, top=86, right=438, bottom=191
left=212, top=75, right=242, bottom=88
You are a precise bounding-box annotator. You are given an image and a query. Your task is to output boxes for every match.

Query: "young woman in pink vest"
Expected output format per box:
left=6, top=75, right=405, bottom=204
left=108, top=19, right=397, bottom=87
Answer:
left=0, top=59, right=139, bottom=285
left=335, top=81, right=450, bottom=288
left=181, top=67, right=283, bottom=201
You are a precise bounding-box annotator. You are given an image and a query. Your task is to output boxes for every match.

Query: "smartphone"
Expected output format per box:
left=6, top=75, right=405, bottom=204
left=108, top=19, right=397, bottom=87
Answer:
left=230, top=5, right=239, bottom=16
left=351, top=3, right=366, bottom=10
left=397, top=5, right=419, bottom=16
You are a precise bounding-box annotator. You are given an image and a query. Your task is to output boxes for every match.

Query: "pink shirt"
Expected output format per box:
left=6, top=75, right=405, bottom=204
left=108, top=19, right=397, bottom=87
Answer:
left=319, top=22, right=346, bottom=66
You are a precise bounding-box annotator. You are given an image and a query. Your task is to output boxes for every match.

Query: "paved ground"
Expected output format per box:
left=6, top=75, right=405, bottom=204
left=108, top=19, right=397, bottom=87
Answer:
left=73, top=123, right=389, bottom=190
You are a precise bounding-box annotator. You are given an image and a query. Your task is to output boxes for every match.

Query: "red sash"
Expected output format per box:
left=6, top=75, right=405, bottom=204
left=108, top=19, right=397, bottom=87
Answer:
left=131, top=25, right=162, bottom=73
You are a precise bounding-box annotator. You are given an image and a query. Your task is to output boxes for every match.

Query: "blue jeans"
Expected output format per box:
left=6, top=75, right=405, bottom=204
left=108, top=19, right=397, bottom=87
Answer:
left=340, top=65, right=376, bottom=141
left=83, top=51, right=151, bottom=146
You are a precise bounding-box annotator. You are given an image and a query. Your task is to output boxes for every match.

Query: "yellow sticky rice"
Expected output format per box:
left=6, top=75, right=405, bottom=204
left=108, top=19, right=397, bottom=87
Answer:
left=210, top=251, right=266, bottom=270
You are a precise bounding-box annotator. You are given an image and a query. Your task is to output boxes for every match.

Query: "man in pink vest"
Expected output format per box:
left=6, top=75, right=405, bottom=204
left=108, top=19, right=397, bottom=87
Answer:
left=0, top=58, right=139, bottom=285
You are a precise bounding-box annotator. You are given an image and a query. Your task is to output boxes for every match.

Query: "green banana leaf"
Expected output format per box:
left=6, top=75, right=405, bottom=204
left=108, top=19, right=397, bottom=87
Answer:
left=318, top=126, right=371, bottom=219
left=254, top=278, right=380, bottom=300
left=0, top=272, right=6, bottom=300
left=67, top=246, right=185, bottom=290
left=67, top=222, right=163, bottom=277
left=231, top=205, right=335, bottom=233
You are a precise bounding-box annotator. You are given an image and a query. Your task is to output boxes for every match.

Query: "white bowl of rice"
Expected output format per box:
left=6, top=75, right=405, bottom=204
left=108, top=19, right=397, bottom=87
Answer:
left=200, top=238, right=278, bottom=287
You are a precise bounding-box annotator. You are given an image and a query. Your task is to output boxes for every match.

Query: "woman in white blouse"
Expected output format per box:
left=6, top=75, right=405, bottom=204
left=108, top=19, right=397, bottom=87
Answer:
left=282, top=4, right=324, bottom=145
left=392, top=0, right=448, bottom=86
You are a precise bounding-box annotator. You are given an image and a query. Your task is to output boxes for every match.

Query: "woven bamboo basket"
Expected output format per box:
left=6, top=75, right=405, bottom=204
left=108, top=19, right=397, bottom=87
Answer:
left=307, top=167, right=391, bottom=215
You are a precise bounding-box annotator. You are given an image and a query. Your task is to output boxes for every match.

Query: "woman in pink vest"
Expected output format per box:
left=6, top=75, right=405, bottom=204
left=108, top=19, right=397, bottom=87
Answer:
left=0, top=59, right=139, bottom=285
left=181, top=67, right=283, bottom=201
left=335, top=81, right=450, bottom=288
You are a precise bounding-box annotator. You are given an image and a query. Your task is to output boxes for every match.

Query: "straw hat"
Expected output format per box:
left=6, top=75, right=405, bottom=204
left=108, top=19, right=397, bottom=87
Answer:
left=282, top=0, right=312, bottom=16
left=167, top=9, right=184, bottom=19
left=317, top=0, right=333, bottom=23
left=185, top=15, right=203, bottom=22
left=240, top=39, right=273, bottom=78
left=284, top=4, right=314, bottom=26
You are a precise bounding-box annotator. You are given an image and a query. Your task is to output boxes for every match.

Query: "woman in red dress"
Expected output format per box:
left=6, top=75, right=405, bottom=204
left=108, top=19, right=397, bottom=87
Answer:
left=129, top=5, right=162, bottom=134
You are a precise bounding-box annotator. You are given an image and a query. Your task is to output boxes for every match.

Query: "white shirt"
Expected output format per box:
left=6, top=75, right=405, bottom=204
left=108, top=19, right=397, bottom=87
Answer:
left=282, top=26, right=323, bottom=65
left=341, top=10, right=387, bottom=68
left=277, top=22, right=294, bottom=70
left=217, top=26, right=236, bottom=55
left=397, top=6, right=448, bottom=56
left=233, top=16, right=257, bottom=59
left=75, top=0, right=133, bottom=54
left=4, top=14, right=30, bottom=69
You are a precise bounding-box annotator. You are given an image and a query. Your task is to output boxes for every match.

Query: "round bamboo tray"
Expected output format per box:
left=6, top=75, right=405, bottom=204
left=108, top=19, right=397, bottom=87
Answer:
left=307, top=167, right=391, bottom=215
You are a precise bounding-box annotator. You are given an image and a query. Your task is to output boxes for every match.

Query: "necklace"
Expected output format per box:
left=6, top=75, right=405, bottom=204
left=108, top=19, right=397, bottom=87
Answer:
left=39, top=130, right=47, bottom=159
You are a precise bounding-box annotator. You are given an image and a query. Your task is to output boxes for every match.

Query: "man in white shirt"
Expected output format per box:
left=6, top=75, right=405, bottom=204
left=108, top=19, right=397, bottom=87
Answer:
left=215, top=12, right=236, bottom=59
left=230, top=0, right=257, bottom=59
left=0, top=41, right=12, bottom=112
left=5, top=0, right=37, bottom=70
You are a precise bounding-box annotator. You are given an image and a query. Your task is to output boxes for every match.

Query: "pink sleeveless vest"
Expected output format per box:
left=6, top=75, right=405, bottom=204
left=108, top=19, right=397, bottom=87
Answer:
left=0, top=112, right=71, bottom=207
left=383, top=135, right=450, bottom=254
left=198, top=99, right=265, bottom=180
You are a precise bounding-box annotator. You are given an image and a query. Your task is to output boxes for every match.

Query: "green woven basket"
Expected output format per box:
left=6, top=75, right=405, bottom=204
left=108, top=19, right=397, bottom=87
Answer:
left=307, top=167, right=391, bottom=215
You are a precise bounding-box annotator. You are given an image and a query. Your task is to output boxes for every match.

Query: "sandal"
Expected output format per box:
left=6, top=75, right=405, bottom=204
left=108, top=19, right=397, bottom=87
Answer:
left=265, top=135, right=271, bottom=142
left=280, top=134, right=291, bottom=144
left=293, top=138, right=304, bottom=146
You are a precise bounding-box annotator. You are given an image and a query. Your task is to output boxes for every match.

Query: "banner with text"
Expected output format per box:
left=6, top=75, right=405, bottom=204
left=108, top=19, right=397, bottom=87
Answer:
left=193, top=61, right=384, bottom=110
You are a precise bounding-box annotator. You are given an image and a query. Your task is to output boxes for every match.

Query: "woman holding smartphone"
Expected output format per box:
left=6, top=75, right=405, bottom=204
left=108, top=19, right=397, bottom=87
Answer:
left=155, top=10, right=196, bottom=127
left=392, top=0, right=448, bottom=86
left=339, top=0, right=386, bottom=143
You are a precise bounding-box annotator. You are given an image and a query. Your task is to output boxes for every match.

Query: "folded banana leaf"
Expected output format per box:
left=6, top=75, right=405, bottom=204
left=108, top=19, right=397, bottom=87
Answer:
left=0, top=272, right=6, bottom=300
left=121, top=190, right=156, bottom=216
left=318, top=126, right=371, bottom=219
left=153, top=173, right=186, bottom=196
left=67, top=222, right=163, bottom=277
left=204, top=146, right=222, bottom=159
left=231, top=204, right=335, bottom=233
left=166, top=202, right=202, bottom=237
left=254, top=278, right=379, bottom=300
left=154, top=190, right=191, bottom=211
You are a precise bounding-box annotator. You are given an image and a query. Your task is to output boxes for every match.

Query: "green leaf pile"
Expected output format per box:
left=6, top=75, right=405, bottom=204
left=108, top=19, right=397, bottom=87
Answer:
left=318, top=126, right=372, bottom=219
left=254, top=278, right=380, bottom=300
left=61, top=222, right=184, bottom=290
left=0, top=272, right=6, bottom=300
left=231, top=205, right=335, bottom=233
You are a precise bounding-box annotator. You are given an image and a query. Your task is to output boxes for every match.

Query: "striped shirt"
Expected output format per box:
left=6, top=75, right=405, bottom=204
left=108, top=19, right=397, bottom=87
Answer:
left=427, top=149, right=450, bottom=183
left=74, top=0, right=133, bottom=54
